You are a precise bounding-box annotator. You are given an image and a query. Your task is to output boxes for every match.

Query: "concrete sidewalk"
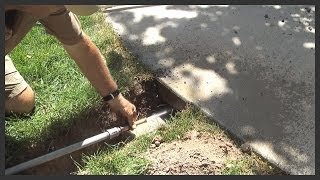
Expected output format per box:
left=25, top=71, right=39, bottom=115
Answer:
left=104, top=5, right=315, bottom=175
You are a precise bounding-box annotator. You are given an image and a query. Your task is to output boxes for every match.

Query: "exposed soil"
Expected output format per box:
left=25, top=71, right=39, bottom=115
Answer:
left=145, top=130, right=240, bottom=175
left=7, top=78, right=167, bottom=175
left=144, top=130, right=285, bottom=175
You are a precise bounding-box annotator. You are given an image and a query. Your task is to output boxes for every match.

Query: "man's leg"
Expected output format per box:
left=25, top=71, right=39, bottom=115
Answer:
left=5, top=55, right=35, bottom=115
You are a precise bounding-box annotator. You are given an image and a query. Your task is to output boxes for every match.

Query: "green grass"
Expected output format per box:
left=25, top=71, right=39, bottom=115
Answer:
left=76, top=136, right=153, bottom=175
left=221, top=154, right=281, bottom=175
left=5, top=13, right=149, bottom=165
left=222, top=158, right=254, bottom=175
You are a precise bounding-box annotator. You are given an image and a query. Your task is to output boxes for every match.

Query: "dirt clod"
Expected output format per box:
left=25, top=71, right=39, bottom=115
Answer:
left=155, top=141, right=161, bottom=147
left=240, top=143, right=253, bottom=154
left=152, top=135, right=164, bottom=143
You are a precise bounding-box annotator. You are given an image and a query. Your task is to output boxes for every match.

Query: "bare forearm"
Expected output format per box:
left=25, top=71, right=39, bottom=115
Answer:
left=63, top=33, right=117, bottom=97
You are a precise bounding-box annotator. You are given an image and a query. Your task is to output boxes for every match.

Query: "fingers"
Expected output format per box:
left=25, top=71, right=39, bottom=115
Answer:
left=127, top=105, right=138, bottom=129
left=132, top=105, right=138, bottom=121
left=106, top=95, right=138, bottom=129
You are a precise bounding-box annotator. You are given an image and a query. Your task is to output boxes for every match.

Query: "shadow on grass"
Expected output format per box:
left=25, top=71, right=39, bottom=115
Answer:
left=107, top=50, right=124, bottom=70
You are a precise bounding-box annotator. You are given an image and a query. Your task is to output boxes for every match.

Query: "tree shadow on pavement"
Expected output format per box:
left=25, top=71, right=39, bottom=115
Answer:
left=104, top=5, right=315, bottom=174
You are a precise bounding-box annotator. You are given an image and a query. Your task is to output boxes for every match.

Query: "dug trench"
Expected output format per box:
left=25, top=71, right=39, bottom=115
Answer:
left=5, top=77, right=286, bottom=175
left=5, top=78, right=181, bottom=175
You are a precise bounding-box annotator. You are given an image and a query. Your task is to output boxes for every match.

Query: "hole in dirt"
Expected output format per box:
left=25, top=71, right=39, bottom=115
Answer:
left=6, top=78, right=176, bottom=175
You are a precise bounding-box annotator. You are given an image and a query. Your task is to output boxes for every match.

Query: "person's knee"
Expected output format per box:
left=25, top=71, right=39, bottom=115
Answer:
left=5, top=86, right=36, bottom=115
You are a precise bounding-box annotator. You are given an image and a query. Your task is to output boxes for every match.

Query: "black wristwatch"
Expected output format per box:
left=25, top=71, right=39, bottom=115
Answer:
left=103, top=89, right=120, bottom=102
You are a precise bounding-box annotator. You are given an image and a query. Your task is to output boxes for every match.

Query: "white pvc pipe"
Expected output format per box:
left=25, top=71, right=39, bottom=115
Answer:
left=5, top=126, right=129, bottom=175
left=5, top=107, right=173, bottom=175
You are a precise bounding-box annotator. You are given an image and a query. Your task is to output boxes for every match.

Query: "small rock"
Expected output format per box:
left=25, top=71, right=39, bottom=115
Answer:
left=194, top=152, right=201, bottom=156
left=215, top=163, right=223, bottom=168
left=226, top=142, right=233, bottom=147
left=219, top=145, right=228, bottom=154
left=223, top=148, right=228, bottom=154
left=183, top=134, right=192, bottom=140
left=155, top=141, right=161, bottom=147
left=264, top=14, right=269, bottom=19
left=152, top=135, right=164, bottom=143
left=199, top=163, right=210, bottom=167
left=191, top=130, right=200, bottom=138
left=240, top=143, right=252, bottom=154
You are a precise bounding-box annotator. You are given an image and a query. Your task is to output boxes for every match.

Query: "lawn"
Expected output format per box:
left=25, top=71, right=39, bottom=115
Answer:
left=5, top=12, right=148, bottom=166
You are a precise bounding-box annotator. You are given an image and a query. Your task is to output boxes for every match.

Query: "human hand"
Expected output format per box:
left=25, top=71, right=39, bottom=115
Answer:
left=107, top=94, right=138, bottom=129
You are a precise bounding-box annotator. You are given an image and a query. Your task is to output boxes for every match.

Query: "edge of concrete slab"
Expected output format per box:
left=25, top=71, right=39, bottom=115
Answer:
left=155, top=77, right=291, bottom=175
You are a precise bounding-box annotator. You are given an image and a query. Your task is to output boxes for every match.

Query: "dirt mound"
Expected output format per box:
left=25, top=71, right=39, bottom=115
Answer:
left=145, top=130, right=242, bottom=175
